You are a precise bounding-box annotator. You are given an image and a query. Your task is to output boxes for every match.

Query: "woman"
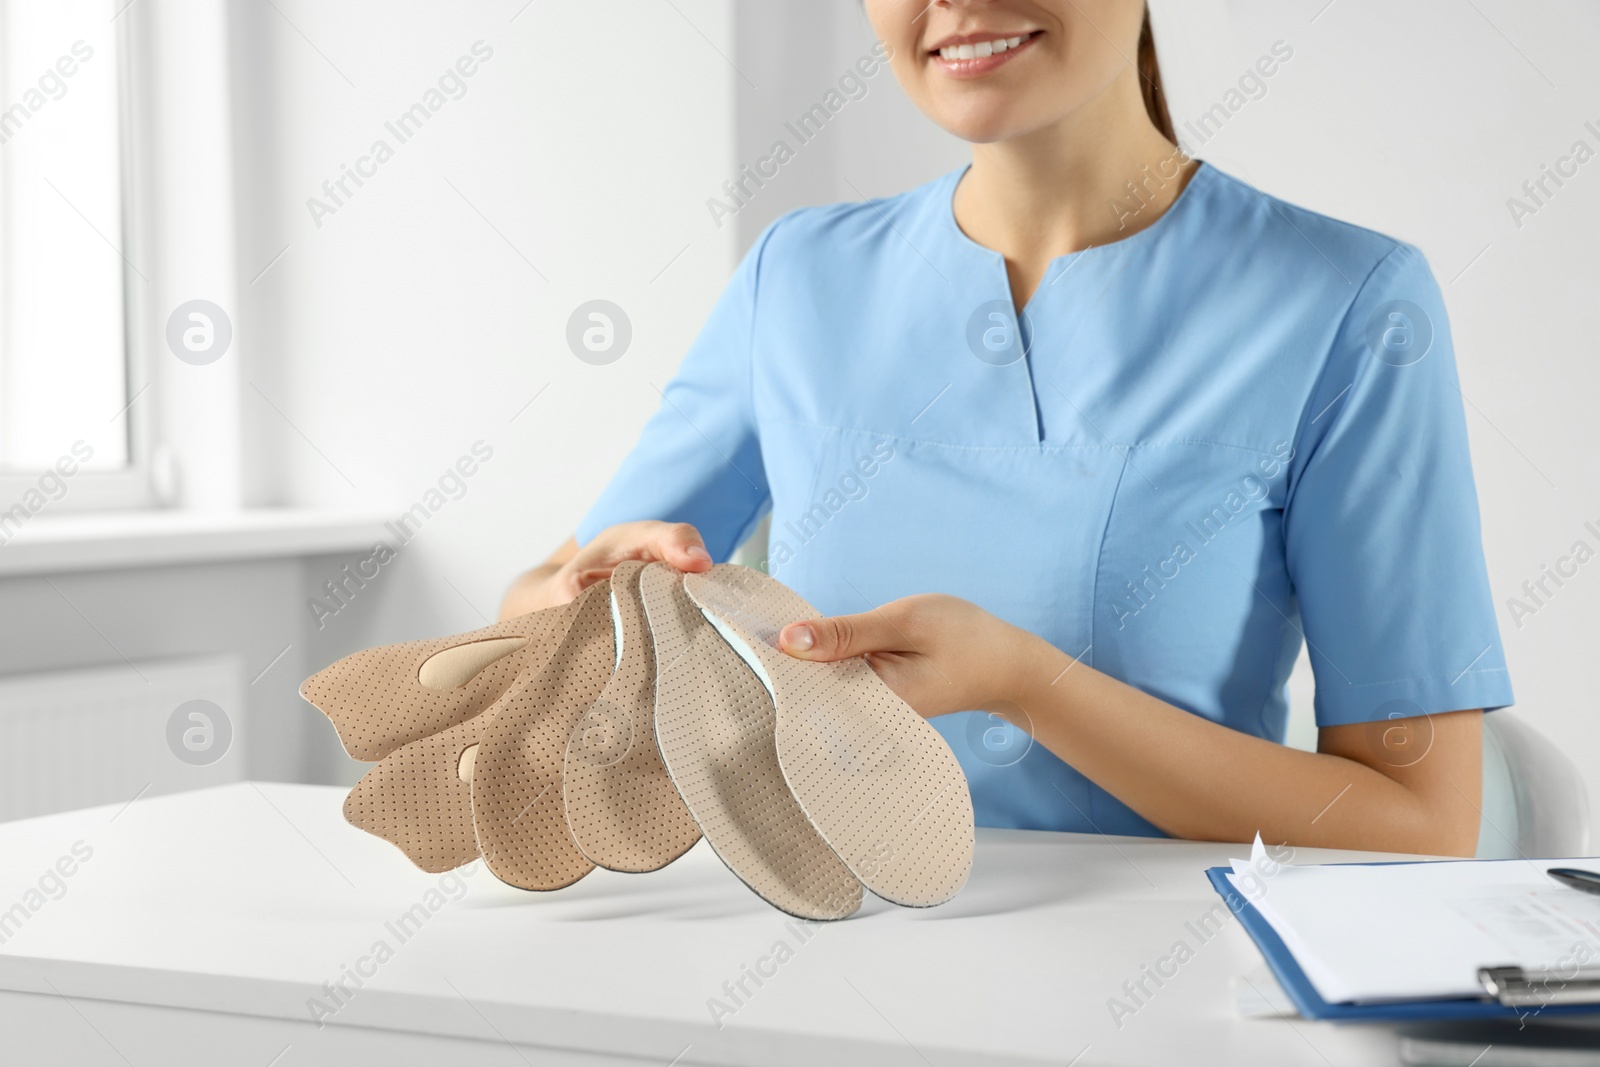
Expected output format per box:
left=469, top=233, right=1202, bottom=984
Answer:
left=502, top=0, right=1510, bottom=856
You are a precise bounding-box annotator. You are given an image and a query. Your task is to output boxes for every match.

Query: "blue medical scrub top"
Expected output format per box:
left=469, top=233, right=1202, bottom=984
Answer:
left=578, top=160, right=1514, bottom=837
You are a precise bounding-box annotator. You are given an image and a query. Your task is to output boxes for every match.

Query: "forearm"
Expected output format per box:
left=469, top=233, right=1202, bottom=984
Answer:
left=1005, top=636, right=1480, bottom=855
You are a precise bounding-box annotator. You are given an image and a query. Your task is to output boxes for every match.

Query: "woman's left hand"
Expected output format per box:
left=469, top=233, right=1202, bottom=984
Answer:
left=779, top=591, right=1486, bottom=857
left=777, top=594, right=1059, bottom=718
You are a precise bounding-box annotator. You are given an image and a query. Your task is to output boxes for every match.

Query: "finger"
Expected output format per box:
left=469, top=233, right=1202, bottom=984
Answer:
left=647, top=522, right=712, bottom=572
left=563, top=566, right=613, bottom=598
left=545, top=567, right=586, bottom=605
left=592, top=522, right=709, bottom=572
left=780, top=610, right=904, bottom=662
left=564, top=522, right=710, bottom=596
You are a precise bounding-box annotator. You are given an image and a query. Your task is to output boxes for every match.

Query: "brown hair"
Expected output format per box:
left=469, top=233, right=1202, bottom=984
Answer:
left=1137, top=8, right=1176, bottom=143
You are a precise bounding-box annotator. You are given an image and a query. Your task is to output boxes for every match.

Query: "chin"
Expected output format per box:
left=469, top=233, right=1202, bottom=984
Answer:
left=931, top=101, right=1047, bottom=146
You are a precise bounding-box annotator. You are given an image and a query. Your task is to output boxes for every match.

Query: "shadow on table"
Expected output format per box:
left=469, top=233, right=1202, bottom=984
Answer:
left=455, top=831, right=1114, bottom=922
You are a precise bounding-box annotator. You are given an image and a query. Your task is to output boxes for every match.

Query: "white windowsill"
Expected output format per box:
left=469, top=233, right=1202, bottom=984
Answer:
left=0, top=509, right=391, bottom=577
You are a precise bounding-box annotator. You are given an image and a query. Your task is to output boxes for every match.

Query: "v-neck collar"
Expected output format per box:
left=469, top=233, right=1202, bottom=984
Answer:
left=935, top=158, right=1214, bottom=318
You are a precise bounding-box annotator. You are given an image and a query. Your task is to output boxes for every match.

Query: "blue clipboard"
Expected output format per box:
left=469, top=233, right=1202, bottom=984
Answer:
left=1205, top=865, right=1600, bottom=1023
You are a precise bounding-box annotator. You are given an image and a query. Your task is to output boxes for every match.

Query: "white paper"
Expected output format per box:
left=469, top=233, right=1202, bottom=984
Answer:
left=1227, top=834, right=1359, bottom=1002
left=1225, top=855, right=1600, bottom=1004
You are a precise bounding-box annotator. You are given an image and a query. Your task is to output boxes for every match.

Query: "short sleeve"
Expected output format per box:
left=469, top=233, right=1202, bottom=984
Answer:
left=1283, top=242, right=1513, bottom=727
left=576, top=217, right=785, bottom=560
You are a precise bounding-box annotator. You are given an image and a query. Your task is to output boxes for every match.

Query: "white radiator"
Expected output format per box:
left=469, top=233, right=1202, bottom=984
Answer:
left=0, top=656, right=246, bottom=822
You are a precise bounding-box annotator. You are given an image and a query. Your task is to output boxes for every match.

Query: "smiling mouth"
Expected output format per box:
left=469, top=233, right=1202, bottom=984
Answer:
left=928, top=30, right=1043, bottom=77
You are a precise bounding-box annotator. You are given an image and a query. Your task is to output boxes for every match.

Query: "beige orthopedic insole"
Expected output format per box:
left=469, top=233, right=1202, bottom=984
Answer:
left=562, top=561, right=702, bottom=872
left=300, top=596, right=587, bottom=872
left=302, top=601, right=584, bottom=762
left=300, top=562, right=975, bottom=914
left=639, top=563, right=863, bottom=920
left=472, top=579, right=617, bottom=890
left=684, top=564, right=974, bottom=908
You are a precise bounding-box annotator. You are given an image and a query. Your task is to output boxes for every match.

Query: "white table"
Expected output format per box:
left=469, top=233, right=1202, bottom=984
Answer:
left=0, top=782, right=1415, bottom=1066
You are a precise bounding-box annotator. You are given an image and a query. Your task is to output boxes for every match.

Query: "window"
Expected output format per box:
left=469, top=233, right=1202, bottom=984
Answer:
left=0, top=0, right=143, bottom=511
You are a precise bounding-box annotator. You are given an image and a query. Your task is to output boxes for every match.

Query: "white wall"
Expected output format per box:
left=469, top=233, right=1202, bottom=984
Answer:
left=225, top=0, right=738, bottom=781
left=731, top=2, right=969, bottom=252
left=730, top=1, right=1600, bottom=817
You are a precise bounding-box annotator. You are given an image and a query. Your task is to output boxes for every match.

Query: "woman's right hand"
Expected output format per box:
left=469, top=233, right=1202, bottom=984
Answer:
left=499, top=521, right=711, bottom=618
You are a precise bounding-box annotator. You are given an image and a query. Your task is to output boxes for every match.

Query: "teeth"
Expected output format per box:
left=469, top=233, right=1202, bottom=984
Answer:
left=939, top=35, right=1028, bottom=60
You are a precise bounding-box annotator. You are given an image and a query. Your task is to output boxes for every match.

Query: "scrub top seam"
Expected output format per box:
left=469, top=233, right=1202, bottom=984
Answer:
left=1087, top=449, right=1134, bottom=672
left=762, top=416, right=1290, bottom=458
left=1283, top=242, right=1408, bottom=511
left=800, top=426, right=840, bottom=517
left=1206, top=167, right=1410, bottom=258
left=1333, top=667, right=1509, bottom=690
left=1123, top=438, right=1288, bottom=458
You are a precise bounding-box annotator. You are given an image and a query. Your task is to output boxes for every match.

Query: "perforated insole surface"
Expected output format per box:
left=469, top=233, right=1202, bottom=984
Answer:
left=473, top=580, right=616, bottom=890
left=562, top=561, right=702, bottom=873
left=303, top=597, right=586, bottom=871
left=639, top=563, right=862, bottom=921
left=342, top=718, right=482, bottom=873
left=684, top=564, right=974, bottom=908
left=301, top=605, right=582, bottom=762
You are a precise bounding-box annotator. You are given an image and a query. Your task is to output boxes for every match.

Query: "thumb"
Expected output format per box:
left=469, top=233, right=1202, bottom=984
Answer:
left=779, top=611, right=900, bottom=662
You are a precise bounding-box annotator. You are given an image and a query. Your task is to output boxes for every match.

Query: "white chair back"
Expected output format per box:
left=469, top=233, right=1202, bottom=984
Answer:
left=1476, top=711, right=1591, bottom=859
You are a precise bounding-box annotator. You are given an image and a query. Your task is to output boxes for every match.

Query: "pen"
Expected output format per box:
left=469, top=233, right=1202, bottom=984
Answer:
left=1546, top=868, right=1600, bottom=896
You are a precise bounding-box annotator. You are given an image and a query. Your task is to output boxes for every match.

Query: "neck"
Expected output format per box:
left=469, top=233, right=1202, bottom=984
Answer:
left=952, top=65, right=1197, bottom=263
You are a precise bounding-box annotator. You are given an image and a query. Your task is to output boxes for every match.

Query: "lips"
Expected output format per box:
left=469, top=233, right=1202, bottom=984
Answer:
left=928, top=30, right=1042, bottom=78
